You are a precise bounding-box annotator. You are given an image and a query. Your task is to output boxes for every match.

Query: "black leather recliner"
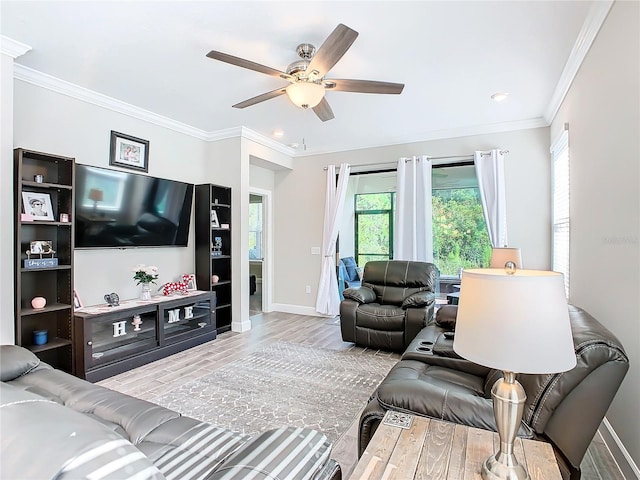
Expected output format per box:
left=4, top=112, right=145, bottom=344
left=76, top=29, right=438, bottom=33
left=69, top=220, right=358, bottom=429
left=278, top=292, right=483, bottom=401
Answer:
left=340, top=260, right=437, bottom=352
left=358, top=304, right=629, bottom=480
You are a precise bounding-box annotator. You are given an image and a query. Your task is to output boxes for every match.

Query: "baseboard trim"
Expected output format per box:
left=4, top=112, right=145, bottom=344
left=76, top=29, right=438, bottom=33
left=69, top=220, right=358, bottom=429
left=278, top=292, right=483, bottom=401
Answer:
left=231, top=320, right=251, bottom=333
left=271, top=303, right=332, bottom=318
left=601, top=417, right=640, bottom=479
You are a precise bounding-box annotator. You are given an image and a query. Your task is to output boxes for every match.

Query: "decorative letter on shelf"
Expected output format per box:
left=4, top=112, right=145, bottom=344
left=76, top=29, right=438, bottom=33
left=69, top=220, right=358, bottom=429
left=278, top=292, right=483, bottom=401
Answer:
left=168, top=309, right=180, bottom=324
left=112, top=321, right=127, bottom=337
left=184, top=306, right=194, bottom=319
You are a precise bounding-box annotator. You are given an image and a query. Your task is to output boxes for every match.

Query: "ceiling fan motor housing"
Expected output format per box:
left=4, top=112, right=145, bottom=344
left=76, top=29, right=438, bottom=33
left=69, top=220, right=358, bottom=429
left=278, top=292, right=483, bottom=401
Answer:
left=287, top=43, right=318, bottom=79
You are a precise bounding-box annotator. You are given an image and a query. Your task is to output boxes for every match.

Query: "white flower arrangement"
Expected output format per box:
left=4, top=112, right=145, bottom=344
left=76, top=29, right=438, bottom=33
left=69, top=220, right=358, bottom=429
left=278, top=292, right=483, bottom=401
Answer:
left=132, top=264, right=159, bottom=285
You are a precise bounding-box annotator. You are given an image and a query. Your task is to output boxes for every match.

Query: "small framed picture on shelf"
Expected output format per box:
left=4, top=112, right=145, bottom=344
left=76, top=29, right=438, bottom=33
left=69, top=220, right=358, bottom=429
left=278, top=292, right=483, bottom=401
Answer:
left=109, top=130, right=150, bottom=172
left=22, top=192, right=54, bottom=221
left=211, top=209, right=220, bottom=228
left=73, top=290, right=83, bottom=309
left=182, top=273, right=197, bottom=291
left=29, top=240, right=54, bottom=255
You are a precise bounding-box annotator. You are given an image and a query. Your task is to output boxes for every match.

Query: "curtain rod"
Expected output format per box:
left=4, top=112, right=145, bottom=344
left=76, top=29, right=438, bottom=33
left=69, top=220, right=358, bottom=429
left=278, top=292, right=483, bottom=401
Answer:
left=322, top=150, right=509, bottom=170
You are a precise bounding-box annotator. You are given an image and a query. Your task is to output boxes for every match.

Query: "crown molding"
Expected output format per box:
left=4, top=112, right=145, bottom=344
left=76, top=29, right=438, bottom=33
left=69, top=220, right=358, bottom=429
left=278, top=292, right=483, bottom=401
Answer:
left=544, top=0, right=614, bottom=123
left=13, top=63, right=549, bottom=159
left=293, top=117, right=548, bottom=157
left=14, top=64, right=212, bottom=139
left=1, top=35, right=32, bottom=59
left=239, top=127, right=297, bottom=156
left=14, top=64, right=294, bottom=155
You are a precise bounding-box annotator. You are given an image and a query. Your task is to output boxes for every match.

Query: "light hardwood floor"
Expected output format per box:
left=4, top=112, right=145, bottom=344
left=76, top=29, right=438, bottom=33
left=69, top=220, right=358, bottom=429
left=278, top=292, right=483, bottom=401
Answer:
left=98, top=312, right=625, bottom=480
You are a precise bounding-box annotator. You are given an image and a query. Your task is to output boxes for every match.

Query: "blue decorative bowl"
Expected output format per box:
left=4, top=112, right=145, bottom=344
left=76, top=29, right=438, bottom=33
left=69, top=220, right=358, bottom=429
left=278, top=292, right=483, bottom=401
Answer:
left=33, top=329, right=48, bottom=346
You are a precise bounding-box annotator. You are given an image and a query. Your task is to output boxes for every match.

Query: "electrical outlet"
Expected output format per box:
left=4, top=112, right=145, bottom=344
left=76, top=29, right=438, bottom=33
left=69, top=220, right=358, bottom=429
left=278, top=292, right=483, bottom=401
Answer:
left=305, top=285, right=311, bottom=294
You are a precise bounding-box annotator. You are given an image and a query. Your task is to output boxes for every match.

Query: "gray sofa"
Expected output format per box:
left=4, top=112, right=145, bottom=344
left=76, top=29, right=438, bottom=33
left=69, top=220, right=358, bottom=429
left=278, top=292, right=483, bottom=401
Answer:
left=1, top=345, right=341, bottom=480
left=358, top=304, right=629, bottom=480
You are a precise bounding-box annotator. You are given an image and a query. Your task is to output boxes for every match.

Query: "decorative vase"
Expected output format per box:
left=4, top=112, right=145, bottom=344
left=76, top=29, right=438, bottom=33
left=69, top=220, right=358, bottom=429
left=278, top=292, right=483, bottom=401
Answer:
left=31, top=296, right=46, bottom=309
left=33, top=329, right=48, bottom=345
left=140, top=282, right=152, bottom=301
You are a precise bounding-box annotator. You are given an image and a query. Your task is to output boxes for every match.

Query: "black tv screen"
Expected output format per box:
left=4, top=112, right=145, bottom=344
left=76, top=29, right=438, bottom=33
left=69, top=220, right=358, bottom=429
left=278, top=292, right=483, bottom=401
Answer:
left=75, top=164, right=193, bottom=248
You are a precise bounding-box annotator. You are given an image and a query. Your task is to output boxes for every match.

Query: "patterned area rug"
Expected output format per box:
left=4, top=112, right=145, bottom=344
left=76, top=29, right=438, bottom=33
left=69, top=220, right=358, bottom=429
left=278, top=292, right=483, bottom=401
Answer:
left=153, top=342, right=398, bottom=442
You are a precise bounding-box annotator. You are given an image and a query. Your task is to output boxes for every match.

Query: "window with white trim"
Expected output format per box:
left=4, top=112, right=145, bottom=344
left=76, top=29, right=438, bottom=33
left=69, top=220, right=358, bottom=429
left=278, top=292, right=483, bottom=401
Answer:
left=551, top=129, right=570, bottom=297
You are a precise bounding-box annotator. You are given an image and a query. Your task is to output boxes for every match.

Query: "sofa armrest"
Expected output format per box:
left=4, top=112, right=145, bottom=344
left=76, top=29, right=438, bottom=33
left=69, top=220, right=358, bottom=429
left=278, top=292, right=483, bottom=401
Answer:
left=343, top=286, right=376, bottom=304
left=0, top=345, right=46, bottom=381
left=206, top=426, right=336, bottom=480
left=401, top=291, right=435, bottom=309
left=435, top=305, right=458, bottom=330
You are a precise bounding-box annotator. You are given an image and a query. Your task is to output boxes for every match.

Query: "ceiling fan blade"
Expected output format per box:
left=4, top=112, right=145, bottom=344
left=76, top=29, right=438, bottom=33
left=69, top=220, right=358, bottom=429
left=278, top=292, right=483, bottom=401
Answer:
left=232, top=87, right=287, bottom=109
left=206, top=50, right=290, bottom=79
left=326, top=79, right=405, bottom=94
left=312, top=97, right=335, bottom=122
left=307, top=24, right=358, bottom=77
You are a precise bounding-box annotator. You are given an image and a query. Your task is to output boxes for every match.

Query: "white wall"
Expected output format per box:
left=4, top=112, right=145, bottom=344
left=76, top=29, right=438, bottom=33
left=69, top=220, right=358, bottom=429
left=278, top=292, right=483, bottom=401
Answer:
left=0, top=53, right=16, bottom=343
left=273, top=127, right=551, bottom=310
left=250, top=163, right=276, bottom=191
left=551, top=0, right=639, bottom=468
left=13, top=81, right=214, bottom=307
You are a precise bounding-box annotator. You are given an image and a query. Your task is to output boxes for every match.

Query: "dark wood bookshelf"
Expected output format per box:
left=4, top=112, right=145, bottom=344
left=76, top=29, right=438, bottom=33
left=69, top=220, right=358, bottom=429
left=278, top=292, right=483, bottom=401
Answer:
left=195, top=184, right=232, bottom=333
left=14, top=148, right=75, bottom=373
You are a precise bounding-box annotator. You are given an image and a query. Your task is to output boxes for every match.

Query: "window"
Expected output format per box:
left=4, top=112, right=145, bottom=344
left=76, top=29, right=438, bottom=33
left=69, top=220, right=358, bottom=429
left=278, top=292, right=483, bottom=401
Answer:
left=350, top=165, right=490, bottom=276
left=432, top=165, right=491, bottom=276
left=248, top=200, right=262, bottom=260
left=551, top=130, right=570, bottom=297
left=354, top=192, right=394, bottom=266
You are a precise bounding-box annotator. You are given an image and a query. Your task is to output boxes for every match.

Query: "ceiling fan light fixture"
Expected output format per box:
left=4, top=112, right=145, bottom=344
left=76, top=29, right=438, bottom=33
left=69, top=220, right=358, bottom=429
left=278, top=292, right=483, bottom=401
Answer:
left=286, top=82, right=325, bottom=109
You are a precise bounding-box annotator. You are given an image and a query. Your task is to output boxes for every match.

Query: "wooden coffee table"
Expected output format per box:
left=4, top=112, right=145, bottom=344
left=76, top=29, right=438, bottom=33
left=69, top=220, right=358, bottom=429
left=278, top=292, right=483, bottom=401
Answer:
left=349, top=411, right=562, bottom=480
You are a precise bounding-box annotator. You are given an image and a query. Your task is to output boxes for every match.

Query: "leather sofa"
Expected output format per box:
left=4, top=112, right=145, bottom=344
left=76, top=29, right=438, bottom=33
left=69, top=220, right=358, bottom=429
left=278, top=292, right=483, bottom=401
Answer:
left=340, top=260, right=437, bottom=352
left=358, top=304, right=629, bottom=480
left=1, top=345, right=341, bottom=480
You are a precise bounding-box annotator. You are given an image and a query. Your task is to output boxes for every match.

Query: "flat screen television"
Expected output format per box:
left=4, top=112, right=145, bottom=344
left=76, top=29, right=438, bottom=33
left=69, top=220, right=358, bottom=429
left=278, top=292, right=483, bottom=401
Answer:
left=75, top=164, right=193, bottom=248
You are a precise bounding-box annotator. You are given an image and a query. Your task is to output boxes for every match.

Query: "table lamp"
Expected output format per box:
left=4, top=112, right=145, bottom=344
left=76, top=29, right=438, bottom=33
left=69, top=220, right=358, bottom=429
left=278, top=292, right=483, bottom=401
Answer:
left=88, top=188, right=104, bottom=214
left=453, top=268, right=576, bottom=480
left=489, top=247, right=523, bottom=269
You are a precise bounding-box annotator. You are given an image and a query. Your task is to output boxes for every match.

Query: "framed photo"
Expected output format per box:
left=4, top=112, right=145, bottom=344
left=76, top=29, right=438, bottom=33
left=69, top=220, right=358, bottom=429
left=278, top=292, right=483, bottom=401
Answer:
left=30, top=240, right=54, bottom=255
left=22, top=192, right=54, bottom=221
left=73, top=290, right=83, bottom=309
left=211, top=209, right=220, bottom=228
left=182, top=274, right=197, bottom=291
left=109, top=130, right=149, bottom=172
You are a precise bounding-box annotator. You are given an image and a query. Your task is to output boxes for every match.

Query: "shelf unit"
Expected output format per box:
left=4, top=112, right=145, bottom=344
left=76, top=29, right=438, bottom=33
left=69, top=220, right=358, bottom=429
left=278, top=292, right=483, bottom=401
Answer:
left=14, top=148, right=75, bottom=373
left=74, top=291, right=216, bottom=382
left=195, top=184, right=232, bottom=333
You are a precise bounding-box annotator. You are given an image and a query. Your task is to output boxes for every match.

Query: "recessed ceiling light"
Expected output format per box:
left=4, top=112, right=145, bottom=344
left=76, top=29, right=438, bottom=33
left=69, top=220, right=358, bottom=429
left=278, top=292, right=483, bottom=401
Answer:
left=273, top=129, right=284, bottom=137
left=491, top=92, right=509, bottom=102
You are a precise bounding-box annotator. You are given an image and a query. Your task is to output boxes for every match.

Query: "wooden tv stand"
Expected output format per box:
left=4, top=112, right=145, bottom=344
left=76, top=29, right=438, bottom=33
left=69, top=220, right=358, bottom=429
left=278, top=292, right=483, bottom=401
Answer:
left=73, top=291, right=216, bottom=382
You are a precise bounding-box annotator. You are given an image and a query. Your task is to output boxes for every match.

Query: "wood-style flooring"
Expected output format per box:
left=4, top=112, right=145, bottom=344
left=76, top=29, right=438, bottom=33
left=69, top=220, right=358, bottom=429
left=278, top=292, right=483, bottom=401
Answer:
left=98, top=312, right=626, bottom=480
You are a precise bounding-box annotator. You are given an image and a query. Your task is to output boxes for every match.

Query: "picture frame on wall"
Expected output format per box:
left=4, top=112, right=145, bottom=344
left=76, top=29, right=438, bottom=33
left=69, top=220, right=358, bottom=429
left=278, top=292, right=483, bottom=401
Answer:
left=22, top=192, right=54, bottom=221
left=109, top=130, right=150, bottom=172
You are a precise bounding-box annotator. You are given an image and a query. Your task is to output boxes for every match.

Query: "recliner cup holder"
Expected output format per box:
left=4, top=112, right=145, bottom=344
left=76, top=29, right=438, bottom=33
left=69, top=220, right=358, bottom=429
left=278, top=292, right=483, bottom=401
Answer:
left=419, top=341, right=434, bottom=346
left=416, top=346, right=433, bottom=353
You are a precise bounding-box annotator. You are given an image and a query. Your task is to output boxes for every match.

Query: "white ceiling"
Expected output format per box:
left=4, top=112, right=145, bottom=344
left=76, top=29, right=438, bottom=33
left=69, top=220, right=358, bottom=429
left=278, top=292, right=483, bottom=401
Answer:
left=1, top=1, right=602, bottom=156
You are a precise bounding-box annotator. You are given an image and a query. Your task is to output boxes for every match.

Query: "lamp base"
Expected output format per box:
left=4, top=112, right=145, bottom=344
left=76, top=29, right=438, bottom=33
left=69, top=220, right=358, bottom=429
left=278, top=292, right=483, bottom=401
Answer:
left=482, top=372, right=530, bottom=480
left=482, top=451, right=530, bottom=480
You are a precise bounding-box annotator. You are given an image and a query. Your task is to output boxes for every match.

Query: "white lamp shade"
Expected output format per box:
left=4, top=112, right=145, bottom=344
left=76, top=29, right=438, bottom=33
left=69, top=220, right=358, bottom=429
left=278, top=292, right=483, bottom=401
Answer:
left=286, top=82, right=325, bottom=108
left=453, top=269, right=576, bottom=374
left=490, top=247, right=523, bottom=268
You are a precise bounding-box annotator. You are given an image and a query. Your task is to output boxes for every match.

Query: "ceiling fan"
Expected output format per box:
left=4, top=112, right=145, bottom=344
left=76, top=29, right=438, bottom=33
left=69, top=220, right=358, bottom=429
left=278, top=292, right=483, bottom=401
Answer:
left=206, top=24, right=405, bottom=122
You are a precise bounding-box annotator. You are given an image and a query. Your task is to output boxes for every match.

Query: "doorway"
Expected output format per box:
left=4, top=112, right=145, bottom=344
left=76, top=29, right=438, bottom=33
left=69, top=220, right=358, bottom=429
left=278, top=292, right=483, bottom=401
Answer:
left=248, top=188, right=272, bottom=315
